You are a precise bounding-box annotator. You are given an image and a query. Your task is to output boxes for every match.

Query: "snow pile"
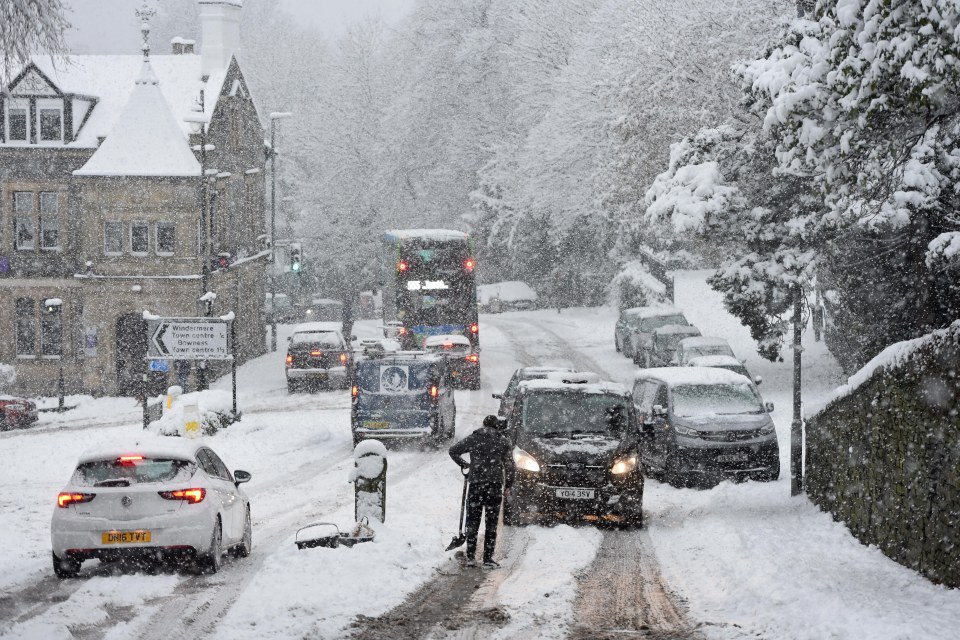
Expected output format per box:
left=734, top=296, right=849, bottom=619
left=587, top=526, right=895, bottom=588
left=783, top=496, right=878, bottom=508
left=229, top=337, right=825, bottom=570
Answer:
left=349, top=439, right=387, bottom=481
left=149, top=389, right=234, bottom=436
left=609, top=261, right=668, bottom=310
left=807, top=320, right=960, bottom=417
left=926, top=231, right=960, bottom=268
left=477, top=281, right=538, bottom=306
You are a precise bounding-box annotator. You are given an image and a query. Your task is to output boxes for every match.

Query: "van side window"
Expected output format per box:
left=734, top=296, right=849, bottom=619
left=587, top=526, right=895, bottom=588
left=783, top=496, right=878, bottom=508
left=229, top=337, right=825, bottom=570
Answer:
left=653, top=384, right=669, bottom=409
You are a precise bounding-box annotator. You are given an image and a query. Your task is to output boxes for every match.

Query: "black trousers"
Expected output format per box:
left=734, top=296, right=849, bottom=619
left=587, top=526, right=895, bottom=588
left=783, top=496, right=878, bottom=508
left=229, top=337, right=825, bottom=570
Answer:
left=464, top=481, right=503, bottom=562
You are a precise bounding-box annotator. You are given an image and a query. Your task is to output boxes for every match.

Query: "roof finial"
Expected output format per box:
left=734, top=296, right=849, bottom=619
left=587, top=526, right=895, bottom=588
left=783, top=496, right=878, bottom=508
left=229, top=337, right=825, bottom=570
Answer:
left=135, top=3, right=157, bottom=62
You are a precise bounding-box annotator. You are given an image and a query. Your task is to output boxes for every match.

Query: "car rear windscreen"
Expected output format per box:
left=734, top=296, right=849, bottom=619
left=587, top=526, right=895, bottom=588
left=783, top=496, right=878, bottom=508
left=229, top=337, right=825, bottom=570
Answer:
left=356, top=362, right=435, bottom=392
left=72, top=458, right=196, bottom=487
left=672, top=384, right=764, bottom=417
left=640, top=314, right=687, bottom=331
left=521, top=393, right=628, bottom=436
left=292, top=331, right=342, bottom=347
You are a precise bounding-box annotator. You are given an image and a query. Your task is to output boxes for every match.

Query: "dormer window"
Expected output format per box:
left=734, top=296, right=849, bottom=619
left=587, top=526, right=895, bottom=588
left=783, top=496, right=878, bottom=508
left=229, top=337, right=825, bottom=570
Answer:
left=7, top=101, right=28, bottom=142
left=39, top=107, right=63, bottom=141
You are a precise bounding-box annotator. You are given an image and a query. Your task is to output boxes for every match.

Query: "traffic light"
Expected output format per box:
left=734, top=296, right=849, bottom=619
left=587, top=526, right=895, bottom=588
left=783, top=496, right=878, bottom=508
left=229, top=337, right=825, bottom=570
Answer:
left=290, top=248, right=302, bottom=273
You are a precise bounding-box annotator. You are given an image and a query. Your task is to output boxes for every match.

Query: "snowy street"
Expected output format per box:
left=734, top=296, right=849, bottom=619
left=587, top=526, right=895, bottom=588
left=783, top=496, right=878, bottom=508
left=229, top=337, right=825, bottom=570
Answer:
left=1, top=271, right=958, bottom=639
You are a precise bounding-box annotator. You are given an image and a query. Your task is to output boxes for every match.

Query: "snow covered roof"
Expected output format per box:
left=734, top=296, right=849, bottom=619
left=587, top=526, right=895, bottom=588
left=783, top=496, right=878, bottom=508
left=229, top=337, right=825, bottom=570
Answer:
left=653, top=324, right=701, bottom=336
left=77, top=436, right=204, bottom=464
left=477, top=281, right=538, bottom=304
left=293, top=322, right=343, bottom=334
left=74, top=61, right=201, bottom=177
left=634, top=366, right=752, bottom=386
left=424, top=334, right=471, bottom=347
left=686, top=355, right=743, bottom=369
left=521, top=377, right=629, bottom=397
left=383, top=229, right=470, bottom=243
left=679, top=336, right=733, bottom=349
left=6, top=54, right=230, bottom=149
left=517, top=366, right=575, bottom=378
left=623, top=306, right=685, bottom=319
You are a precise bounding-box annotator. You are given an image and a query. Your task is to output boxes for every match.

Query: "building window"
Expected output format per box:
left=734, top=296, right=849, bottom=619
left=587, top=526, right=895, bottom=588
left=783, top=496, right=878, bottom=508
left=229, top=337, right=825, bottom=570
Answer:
left=15, top=217, right=35, bottom=250
left=8, top=107, right=28, bottom=142
left=156, top=222, right=175, bottom=255
left=14, top=191, right=33, bottom=214
left=16, top=298, right=35, bottom=357
left=39, top=108, right=63, bottom=142
left=40, top=192, right=59, bottom=249
left=104, top=220, right=123, bottom=255
left=130, top=221, right=149, bottom=254
left=41, top=303, right=63, bottom=358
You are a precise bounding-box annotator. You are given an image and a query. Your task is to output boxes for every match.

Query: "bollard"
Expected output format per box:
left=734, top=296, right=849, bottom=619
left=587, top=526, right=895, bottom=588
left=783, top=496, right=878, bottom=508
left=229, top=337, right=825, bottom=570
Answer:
left=183, top=401, right=201, bottom=439
left=166, top=385, right=183, bottom=411
left=350, top=440, right=387, bottom=524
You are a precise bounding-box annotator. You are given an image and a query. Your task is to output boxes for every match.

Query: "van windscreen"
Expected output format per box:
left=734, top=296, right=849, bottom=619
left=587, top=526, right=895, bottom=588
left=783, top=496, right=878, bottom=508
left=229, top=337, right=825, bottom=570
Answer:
left=672, top=383, right=763, bottom=417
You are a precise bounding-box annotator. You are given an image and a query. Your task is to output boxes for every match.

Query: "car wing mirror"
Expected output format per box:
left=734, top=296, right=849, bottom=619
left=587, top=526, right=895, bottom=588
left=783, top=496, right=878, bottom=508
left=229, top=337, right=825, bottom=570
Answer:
left=651, top=404, right=667, bottom=418
left=765, top=401, right=774, bottom=413
left=754, top=376, right=763, bottom=386
left=234, top=469, right=252, bottom=485
left=640, top=421, right=655, bottom=436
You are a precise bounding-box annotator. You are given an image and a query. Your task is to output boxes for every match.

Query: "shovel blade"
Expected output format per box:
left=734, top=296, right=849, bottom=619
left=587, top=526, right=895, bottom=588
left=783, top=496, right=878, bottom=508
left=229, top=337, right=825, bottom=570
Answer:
left=446, top=534, right=466, bottom=551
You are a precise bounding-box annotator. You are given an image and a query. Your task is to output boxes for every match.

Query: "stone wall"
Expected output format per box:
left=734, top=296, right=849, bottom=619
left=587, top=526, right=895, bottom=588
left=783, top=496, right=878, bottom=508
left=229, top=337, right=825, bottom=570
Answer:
left=806, top=323, right=960, bottom=587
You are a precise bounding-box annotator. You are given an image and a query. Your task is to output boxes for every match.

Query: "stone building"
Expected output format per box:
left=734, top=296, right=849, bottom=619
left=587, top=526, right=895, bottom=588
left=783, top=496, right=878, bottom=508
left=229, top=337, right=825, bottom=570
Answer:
left=0, top=0, right=268, bottom=396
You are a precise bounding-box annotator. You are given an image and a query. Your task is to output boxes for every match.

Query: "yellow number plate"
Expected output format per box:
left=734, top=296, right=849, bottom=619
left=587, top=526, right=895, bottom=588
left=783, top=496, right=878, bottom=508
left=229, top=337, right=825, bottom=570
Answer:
left=363, top=421, right=389, bottom=429
left=102, top=530, right=152, bottom=544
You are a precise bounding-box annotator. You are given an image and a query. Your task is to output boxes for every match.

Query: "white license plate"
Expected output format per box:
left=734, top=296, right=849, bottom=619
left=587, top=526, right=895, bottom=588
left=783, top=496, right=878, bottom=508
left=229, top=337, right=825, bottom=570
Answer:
left=717, top=453, right=749, bottom=463
left=555, top=488, right=595, bottom=500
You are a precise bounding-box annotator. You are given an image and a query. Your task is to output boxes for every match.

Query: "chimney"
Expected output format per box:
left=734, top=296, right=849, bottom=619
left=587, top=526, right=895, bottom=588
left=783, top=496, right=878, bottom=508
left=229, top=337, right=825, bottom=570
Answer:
left=170, top=36, right=196, bottom=55
left=199, top=0, right=241, bottom=76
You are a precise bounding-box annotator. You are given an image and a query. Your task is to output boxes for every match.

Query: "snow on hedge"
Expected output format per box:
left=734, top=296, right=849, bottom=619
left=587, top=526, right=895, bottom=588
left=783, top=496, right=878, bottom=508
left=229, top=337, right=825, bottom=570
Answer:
left=477, top=281, right=538, bottom=305
left=608, top=260, right=668, bottom=310
left=150, top=389, right=234, bottom=436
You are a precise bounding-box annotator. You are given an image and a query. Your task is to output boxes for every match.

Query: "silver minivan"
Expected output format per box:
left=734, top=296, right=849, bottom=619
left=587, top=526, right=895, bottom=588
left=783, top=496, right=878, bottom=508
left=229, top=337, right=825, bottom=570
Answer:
left=632, top=367, right=779, bottom=486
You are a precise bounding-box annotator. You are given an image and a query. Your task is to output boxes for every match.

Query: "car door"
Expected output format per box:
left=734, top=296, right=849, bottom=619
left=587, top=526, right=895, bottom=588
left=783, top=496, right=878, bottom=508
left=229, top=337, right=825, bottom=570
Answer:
left=634, top=380, right=669, bottom=468
left=198, top=449, right=242, bottom=542
left=441, top=365, right=456, bottom=426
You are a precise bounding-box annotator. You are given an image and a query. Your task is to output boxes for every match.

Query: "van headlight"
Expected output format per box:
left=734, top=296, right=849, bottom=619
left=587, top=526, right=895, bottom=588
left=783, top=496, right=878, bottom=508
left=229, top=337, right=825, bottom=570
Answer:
left=611, top=454, right=637, bottom=475
left=513, top=447, right=541, bottom=473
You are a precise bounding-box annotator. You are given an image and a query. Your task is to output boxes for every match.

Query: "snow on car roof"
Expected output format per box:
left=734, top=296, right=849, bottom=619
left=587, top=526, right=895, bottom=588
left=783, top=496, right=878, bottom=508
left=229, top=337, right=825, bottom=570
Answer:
left=686, top=355, right=743, bottom=368
left=77, top=436, right=203, bottom=464
left=293, top=322, right=343, bottom=334
left=383, top=229, right=469, bottom=242
left=520, top=378, right=629, bottom=396
left=623, top=306, right=684, bottom=319
left=518, top=366, right=575, bottom=378
left=634, top=366, right=751, bottom=386
left=679, top=336, right=732, bottom=348
left=653, top=324, right=701, bottom=335
left=423, top=334, right=471, bottom=347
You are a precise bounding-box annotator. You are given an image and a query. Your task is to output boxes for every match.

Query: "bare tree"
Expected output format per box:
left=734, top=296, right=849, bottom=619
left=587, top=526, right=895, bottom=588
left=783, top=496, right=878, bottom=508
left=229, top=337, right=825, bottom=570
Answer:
left=0, top=0, right=71, bottom=85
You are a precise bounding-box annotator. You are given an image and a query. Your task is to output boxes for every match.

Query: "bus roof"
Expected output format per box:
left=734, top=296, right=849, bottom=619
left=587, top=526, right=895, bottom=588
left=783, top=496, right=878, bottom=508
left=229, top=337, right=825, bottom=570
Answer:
left=383, top=229, right=469, bottom=243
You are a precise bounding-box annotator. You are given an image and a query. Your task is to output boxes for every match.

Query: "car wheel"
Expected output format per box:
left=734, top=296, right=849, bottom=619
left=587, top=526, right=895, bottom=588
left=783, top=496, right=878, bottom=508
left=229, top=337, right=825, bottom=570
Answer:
left=234, top=509, right=252, bottom=558
left=52, top=552, right=81, bottom=579
left=286, top=380, right=297, bottom=394
left=202, top=519, right=223, bottom=574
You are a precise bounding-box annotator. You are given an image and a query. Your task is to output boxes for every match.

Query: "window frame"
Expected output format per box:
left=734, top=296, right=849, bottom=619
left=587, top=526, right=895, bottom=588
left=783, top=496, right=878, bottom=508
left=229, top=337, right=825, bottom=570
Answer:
left=41, top=303, right=63, bottom=359
left=104, top=220, right=123, bottom=256
left=6, top=100, right=29, bottom=143
left=155, top=221, right=175, bottom=256
left=15, top=216, right=35, bottom=251
left=129, top=220, right=149, bottom=255
left=39, top=191, right=60, bottom=250
left=15, top=298, right=36, bottom=358
left=37, top=100, right=64, bottom=143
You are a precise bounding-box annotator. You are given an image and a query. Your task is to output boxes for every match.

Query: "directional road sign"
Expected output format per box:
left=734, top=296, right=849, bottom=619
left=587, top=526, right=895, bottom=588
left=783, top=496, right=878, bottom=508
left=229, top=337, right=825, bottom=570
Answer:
left=147, top=318, right=231, bottom=360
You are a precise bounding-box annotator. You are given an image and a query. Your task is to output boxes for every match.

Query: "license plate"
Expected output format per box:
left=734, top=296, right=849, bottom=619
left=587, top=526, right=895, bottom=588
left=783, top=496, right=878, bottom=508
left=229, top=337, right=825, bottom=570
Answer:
left=451, top=371, right=461, bottom=377
left=555, top=488, right=595, bottom=500
left=717, top=453, right=749, bottom=463
left=363, top=421, right=389, bottom=430
left=102, top=530, right=152, bottom=544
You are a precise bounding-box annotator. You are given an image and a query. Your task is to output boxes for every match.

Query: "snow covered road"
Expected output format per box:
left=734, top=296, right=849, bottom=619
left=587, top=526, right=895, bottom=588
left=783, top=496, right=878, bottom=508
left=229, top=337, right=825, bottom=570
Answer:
left=1, top=271, right=959, bottom=639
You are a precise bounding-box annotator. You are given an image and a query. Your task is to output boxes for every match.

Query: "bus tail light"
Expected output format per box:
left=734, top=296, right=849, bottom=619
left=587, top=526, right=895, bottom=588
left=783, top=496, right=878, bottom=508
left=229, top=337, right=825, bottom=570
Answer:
left=465, top=258, right=475, bottom=272
left=470, top=323, right=479, bottom=334
left=430, top=385, right=439, bottom=399
left=351, top=385, right=359, bottom=398
left=398, top=261, right=409, bottom=272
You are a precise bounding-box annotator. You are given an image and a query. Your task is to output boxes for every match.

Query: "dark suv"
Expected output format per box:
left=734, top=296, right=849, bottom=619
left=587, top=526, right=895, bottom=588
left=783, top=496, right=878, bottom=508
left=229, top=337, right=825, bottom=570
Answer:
left=285, top=322, right=350, bottom=392
left=351, top=352, right=456, bottom=446
left=502, top=372, right=644, bottom=527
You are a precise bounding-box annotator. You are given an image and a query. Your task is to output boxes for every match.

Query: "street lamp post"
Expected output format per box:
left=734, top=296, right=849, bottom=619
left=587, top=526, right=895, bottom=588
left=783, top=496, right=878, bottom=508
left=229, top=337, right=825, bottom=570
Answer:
left=268, top=111, right=292, bottom=352
left=790, top=284, right=805, bottom=496
left=44, top=298, right=65, bottom=411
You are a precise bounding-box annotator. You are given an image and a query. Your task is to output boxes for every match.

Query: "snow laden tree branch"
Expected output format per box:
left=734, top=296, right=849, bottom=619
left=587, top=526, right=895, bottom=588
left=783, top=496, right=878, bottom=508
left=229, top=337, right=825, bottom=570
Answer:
left=0, top=0, right=70, bottom=86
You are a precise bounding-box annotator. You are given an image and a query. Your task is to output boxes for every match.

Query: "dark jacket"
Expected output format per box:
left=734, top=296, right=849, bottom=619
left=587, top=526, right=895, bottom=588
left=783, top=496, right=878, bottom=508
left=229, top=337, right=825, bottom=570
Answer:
left=449, top=426, right=515, bottom=488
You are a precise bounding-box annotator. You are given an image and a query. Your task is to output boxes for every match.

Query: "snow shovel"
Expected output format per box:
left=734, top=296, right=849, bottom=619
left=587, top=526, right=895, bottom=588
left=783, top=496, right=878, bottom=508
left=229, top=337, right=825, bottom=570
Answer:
left=446, top=469, right=469, bottom=551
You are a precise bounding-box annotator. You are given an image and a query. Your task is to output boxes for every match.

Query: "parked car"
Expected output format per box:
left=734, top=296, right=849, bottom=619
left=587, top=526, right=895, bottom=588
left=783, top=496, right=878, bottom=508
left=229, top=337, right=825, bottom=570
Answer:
left=50, top=438, right=252, bottom=578
left=492, top=366, right=575, bottom=417
left=616, top=306, right=692, bottom=361
left=477, top=281, right=538, bottom=312
left=423, top=334, right=480, bottom=389
left=672, top=336, right=735, bottom=366
left=644, top=324, right=702, bottom=368
left=686, top=355, right=761, bottom=385
left=0, top=396, right=39, bottom=430
left=351, top=352, right=456, bottom=446
left=304, top=298, right=343, bottom=322
left=285, top=322, right=351, bottom=393
left=631, top=367, right=779, bottom=487
left=502, top=371, right=645, bottom=527
left=265, top=292, right=299, bottom=324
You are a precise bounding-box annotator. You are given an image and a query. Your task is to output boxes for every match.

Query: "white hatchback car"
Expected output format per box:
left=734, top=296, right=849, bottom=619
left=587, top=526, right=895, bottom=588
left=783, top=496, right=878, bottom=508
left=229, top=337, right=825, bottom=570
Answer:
left=51, top=438, right=252, bottom=578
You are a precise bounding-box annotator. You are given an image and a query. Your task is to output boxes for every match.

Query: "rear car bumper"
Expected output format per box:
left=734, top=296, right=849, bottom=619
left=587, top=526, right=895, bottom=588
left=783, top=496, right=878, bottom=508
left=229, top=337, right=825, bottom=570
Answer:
left=286, top=366, right=347, bottom=380
left=51, top=508, right=216, bottom=559
left=352, top=409, right=436, bottom=440
left=5, top=410, right=39, bottom=427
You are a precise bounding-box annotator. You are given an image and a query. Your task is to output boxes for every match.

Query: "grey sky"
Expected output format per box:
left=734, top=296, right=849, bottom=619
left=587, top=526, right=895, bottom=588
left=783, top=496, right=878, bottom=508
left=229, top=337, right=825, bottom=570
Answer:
left=65, top=0, right=416, bottom=54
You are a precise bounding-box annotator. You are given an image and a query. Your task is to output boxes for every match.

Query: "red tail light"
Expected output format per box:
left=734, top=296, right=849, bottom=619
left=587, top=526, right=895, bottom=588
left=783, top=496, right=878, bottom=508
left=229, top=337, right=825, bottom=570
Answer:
left=285, top=354, right=293, bottom=367
left=339, top=352, right=348, bottom=365
left=466, top=354, right=479, bottom=363
left=398, top=261, right=409, bottom=272
left=469, top=323, right=479, bottom=334
left=351, top=385, right=359, bottom=397
left=398, top=327, right=407, bottom=335
left=442, top=341, right=454, bottom=348
left=118, top=455, right=144, bottom=465
left=159, top=488, right=206, bottom=504
left=57, top=492, right=95, bottom=508
left=465, top=258, right=475, bottom=271
left=310, top=349, right=323, bottom=357
left=430, top=385, right=438, bottom=398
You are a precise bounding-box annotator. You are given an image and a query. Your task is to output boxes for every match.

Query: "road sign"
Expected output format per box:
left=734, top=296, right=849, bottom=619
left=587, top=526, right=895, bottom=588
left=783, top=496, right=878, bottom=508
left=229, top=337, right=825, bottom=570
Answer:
left=147, top=318, right=231, bottom=360
left=148, top=359, right=170, bottom=372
